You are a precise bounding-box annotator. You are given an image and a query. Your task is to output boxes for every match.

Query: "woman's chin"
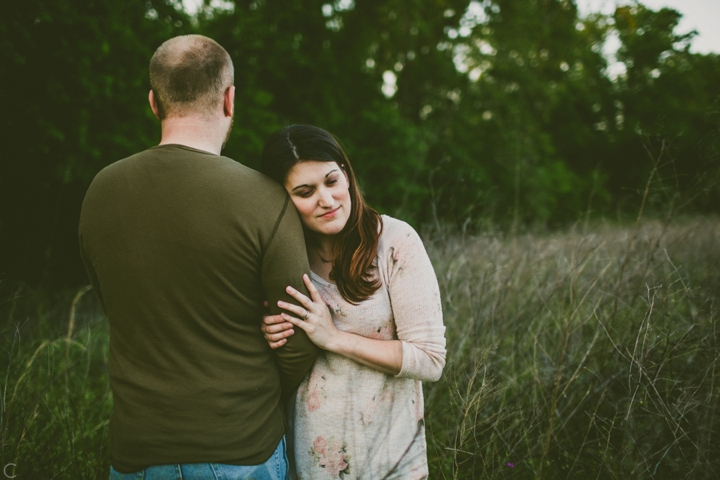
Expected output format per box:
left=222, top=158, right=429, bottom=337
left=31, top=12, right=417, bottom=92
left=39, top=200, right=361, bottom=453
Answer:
left=317, top=228, right=344, bottom=238
left=307, top=222, right=346, bottom=238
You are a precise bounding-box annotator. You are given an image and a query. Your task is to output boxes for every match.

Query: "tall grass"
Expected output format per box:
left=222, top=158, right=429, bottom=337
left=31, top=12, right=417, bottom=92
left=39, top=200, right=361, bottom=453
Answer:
left=424, top=217, right=720, bottom=478
left=1, top=217, right=718, bottom=478
left=0, top=285, right=110, bottom=478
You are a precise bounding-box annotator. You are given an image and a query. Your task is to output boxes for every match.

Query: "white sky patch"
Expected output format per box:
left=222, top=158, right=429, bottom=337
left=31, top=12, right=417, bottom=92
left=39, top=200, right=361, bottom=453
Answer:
left=182, top=0, right=234, bottom=15
left=182, top=0, right=201, bottom=15
left=576, top=0, right=720, bottom=54
left=419, top=104, right=433, bottom=120
left=453, top=44, right=472, bottom=73
left=322, top=0, right=355, bottom=17
left=177, top=0, right=715, bottom=86
left=602, top=30, right=626, bottom=79
left=334, top=0, right=355, bottom=11
left=476, top=39, right=496, bottom=56
left=382, top=70, right=398, bottom=98
left=453, top=1, right=494, bottom=80
left=457, top=1, right=489, bottom=35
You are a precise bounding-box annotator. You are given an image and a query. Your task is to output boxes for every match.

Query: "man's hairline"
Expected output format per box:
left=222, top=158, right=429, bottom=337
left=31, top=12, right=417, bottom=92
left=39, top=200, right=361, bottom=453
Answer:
left=149, top=35, right=234, bottom=119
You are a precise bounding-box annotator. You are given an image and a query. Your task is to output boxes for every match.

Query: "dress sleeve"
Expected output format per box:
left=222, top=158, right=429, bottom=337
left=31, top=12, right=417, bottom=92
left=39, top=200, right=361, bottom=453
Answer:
left=386, top=221, right=446, bottom=382
left=262, top=197, right=320, bottom=397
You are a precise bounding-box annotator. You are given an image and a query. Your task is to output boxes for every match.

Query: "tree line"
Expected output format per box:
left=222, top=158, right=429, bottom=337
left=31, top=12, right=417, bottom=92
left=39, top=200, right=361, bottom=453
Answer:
left=1, top=0, right=718, bottom=285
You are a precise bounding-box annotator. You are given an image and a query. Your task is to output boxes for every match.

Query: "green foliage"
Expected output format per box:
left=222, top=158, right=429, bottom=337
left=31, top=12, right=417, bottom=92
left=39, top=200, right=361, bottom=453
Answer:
left=1, top=0, right=719, bottom=284
left=0, top=0, right=188, bottom=183
left=407, top=0, right=615, bottom=225
left=200, top=0, right=455, bottom=222
left=424, top=217, right=720, bottom=478
left=2, top=219, right=719, bottom=477
left=0, top=285, right=111, bottom=478
left=0, top=0, right=192, bottom=283
left=610, top=5, right=720, bottom=212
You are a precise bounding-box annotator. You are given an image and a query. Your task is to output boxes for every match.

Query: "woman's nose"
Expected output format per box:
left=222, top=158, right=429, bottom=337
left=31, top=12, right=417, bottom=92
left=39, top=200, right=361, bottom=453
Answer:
left=318, top=188, right=333, bottom=207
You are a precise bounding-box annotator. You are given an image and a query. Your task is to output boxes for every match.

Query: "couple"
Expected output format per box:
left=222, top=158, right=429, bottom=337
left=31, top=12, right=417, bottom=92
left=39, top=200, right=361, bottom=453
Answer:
left=79, top=35, right=446, bottom=480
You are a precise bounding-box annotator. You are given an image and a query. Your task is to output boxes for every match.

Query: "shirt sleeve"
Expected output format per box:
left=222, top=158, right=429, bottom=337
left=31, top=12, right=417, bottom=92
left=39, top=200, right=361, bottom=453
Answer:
left=386, top=221, right=446, bottom=382
left=79, top=230, right=107, bottom=314
left=262, top=197, right=320, bottom=396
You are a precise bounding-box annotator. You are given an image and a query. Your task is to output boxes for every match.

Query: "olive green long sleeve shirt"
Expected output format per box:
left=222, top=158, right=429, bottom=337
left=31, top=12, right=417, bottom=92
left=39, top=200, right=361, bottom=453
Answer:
left=79, top=144, right=318, bottom=473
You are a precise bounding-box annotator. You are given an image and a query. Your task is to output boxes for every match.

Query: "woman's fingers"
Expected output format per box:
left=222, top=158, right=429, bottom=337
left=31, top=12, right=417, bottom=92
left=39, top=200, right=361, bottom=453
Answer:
left=277, top=299, right=309, bottom=319
left=281, top=313, right=311, bottom=333
left=278, top=289, right=317, bottom=319
left=278, top=275, right=323, bottom=317
left=274, top=276, right=326, bottom=336
left=303, top=274, right=324, bottom=304
left=283, top=285, right=313, bottom=309
left=280, top=292, right=336, bottom=351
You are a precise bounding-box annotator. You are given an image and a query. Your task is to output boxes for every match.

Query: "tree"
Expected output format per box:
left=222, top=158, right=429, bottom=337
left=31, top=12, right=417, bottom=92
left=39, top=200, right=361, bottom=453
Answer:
left=609, top=4, right=720, bottom=211
left=1, top=0, right=718, bottom=285
left=0, top=0, right=190, bottom=283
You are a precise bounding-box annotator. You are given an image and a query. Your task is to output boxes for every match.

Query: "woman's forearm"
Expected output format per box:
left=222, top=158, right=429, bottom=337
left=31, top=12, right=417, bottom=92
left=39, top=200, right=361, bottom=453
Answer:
left=277, top=276, right=404, bottom=375
left=327, top=333, right=403, bottom=375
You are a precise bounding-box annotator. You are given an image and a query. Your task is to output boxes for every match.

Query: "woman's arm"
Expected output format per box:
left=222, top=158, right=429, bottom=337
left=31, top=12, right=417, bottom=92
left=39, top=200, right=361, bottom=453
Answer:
left=263, top=221, right=446, bottom=381
left=276, top=274, right=403, bottom=375
left=383, top=220, right=446, bottom=382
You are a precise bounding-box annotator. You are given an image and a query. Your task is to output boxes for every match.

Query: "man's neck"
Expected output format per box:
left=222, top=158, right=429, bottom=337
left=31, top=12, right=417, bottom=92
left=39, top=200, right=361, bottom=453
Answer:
left=158, top=115, right=228, bottom=155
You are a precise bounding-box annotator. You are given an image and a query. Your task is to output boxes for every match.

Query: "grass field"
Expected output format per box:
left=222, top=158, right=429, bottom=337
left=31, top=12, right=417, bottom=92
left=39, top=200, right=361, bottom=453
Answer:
left=1, top=217, right=718, bottom=479
left=424, top=216, right=720, bottom=479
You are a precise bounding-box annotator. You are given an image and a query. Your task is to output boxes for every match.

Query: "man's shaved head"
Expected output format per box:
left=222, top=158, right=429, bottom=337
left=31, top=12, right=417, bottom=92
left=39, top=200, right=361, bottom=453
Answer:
left=149, top=35, right=234, bottom=120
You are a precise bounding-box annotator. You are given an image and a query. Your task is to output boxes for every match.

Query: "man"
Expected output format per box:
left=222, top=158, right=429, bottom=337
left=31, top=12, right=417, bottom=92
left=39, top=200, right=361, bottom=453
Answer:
left=79, top=35, right=318, bottom=478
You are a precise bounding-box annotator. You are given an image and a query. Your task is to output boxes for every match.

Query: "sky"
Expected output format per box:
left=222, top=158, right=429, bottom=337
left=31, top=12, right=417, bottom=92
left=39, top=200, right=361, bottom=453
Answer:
left=182, top=0, right=719, bottom=55
left=576, top=0, right=720, bottom=54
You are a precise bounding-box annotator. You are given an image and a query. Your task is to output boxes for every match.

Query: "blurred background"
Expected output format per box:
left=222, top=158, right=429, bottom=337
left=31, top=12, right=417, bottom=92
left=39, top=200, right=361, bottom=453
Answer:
left=1, top=0, right=719, bottom=286
left=2, top=3, right=719, bottom=477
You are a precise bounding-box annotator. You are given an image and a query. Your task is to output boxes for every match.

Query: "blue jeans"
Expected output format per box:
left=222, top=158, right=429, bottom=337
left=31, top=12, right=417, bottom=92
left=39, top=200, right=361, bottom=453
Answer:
left=108, top=436, right=288, bottom=480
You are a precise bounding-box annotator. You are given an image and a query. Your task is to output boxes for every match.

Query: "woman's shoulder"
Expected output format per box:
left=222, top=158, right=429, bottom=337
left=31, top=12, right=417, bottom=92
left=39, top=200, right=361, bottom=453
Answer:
left=377, top=215, right=424, bottom=256
left=379, top=214, right=417, bottom=238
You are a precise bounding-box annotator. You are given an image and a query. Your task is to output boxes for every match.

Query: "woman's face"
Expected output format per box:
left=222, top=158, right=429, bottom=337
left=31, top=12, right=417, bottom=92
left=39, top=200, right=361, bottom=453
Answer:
left=284, top=161, right=352, bottom=238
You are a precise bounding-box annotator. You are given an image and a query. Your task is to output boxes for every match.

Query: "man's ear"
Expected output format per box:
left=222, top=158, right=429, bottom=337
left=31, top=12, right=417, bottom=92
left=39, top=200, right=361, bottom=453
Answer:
left=223, top=86, right=235, bottom=117
left=148, top=90, right=160, bottom=120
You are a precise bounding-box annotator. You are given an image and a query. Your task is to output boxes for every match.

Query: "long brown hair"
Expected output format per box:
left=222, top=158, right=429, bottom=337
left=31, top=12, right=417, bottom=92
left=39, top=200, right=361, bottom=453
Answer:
left=260, top=125, right=382, bottom=304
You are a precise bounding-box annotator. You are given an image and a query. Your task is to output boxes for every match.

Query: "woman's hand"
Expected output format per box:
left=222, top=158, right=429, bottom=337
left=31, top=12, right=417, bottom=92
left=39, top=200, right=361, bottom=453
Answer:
left=278, top=274, right=339, bottom=351
left=261, top=313, right=295, bottom=349
left=276, top=274, right=403, bottom=375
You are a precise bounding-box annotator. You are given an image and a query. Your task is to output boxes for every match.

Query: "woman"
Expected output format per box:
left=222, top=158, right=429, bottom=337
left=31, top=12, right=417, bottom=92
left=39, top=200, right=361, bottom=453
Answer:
left=259, top=125, right=446, bottom=480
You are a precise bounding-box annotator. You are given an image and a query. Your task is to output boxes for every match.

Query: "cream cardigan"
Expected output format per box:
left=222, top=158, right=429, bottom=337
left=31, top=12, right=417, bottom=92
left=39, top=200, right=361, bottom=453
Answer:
left=290, top=215, right=446, bottom=480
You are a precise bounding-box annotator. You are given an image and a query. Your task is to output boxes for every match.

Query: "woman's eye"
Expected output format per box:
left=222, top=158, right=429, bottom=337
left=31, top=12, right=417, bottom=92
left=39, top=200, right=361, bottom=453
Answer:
left=297, top=190, right=313, bottom=198
left=326, top=178, right=338, bottom=186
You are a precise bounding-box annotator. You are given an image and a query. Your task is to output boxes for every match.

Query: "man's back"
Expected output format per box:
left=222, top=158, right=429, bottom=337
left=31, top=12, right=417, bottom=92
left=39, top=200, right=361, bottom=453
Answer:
left=79, top=144, right=316, bottom=472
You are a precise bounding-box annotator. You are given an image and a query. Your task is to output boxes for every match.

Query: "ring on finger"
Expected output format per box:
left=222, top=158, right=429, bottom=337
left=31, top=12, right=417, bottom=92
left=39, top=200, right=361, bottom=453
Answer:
left=302, top=308, right=309, bottom=320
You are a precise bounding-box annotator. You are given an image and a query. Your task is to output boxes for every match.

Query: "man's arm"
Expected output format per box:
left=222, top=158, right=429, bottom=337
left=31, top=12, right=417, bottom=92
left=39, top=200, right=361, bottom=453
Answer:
left=79, top=231, right=107, bottom=314
left=261, top=197, right=319, bottom=397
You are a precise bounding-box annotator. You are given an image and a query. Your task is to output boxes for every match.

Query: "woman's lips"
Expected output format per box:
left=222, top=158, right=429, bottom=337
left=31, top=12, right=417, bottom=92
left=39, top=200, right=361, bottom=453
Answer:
left=319, top=207, right=340, bottom=218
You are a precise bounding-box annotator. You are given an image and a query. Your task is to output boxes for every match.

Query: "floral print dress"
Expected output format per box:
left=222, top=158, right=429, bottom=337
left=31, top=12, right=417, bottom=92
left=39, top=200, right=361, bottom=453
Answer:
left=290, top=216, right=447, bottom=480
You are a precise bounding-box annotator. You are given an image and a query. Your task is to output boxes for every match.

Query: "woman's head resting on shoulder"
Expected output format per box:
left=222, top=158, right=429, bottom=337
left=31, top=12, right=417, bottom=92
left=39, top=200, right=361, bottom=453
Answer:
left=283, top=160, right=351, bottom=238
left=260, top=124, right=383, bottom=304
left=260, top=125, right=353, bottom=238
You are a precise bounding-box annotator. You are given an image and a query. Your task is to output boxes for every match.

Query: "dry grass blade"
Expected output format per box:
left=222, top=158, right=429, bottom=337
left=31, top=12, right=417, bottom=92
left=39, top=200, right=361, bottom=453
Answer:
left=425, top=216, right=720, bottom=478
